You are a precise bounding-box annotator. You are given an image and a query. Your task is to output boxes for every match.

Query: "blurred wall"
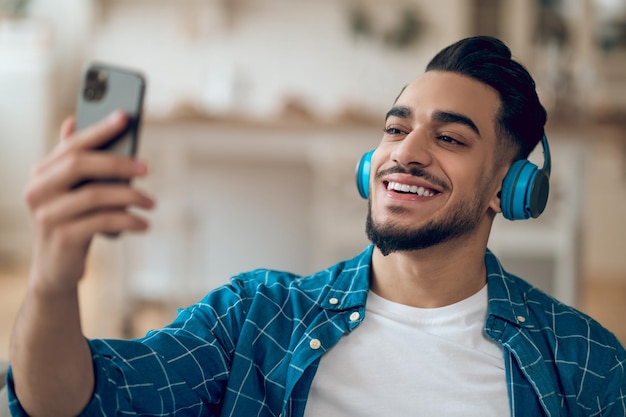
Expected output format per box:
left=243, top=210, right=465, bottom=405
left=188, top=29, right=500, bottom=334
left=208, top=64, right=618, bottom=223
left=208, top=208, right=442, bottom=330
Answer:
left=1, top=0, right=625, bottom=293
left=87, top=0, right=474, bottom=120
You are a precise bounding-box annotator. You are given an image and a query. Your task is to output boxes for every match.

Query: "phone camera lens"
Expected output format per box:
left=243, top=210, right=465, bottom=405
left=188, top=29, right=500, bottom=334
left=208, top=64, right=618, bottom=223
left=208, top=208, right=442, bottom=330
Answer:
left=83, top=68, right=108, bottom=102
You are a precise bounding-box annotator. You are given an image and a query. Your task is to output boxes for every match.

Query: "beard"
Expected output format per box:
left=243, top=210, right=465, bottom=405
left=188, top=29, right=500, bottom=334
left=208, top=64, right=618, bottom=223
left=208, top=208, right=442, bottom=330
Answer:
left=366, top=195, right=487, bottom=256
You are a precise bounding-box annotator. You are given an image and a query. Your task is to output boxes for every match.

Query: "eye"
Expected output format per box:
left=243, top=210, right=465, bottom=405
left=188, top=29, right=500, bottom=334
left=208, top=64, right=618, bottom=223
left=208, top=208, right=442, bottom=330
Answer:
left=437, top=135, right=463, bottom=146
left=383, top=127, right=405, bottom=135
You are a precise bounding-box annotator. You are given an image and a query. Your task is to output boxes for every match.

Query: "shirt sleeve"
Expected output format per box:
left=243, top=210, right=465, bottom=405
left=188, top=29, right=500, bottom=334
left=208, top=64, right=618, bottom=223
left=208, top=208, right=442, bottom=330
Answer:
left=8, top=280, right=251, bottom=416
left=598, top=340, right=626, bottom=417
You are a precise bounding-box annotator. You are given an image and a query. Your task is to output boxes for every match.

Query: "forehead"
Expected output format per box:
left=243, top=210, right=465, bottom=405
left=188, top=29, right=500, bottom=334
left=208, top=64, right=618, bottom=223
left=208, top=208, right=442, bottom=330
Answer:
left=394, top=71, right=501, bottom=137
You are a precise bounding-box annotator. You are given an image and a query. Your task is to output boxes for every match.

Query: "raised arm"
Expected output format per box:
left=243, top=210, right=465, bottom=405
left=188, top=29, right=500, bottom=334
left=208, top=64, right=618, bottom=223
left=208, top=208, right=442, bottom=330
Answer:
left=9, top=111, right=155, bottom=417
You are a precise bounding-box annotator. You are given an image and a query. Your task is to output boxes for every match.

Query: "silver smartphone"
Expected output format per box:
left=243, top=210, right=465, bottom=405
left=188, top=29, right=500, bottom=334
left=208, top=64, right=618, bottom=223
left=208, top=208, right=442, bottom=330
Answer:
left=75, top=62, right=146, bottom=157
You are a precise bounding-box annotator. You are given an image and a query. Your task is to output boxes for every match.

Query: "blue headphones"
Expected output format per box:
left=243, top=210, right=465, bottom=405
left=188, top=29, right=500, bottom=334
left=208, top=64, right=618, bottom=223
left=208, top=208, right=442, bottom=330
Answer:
left=355, top=135, right=551, bottom=220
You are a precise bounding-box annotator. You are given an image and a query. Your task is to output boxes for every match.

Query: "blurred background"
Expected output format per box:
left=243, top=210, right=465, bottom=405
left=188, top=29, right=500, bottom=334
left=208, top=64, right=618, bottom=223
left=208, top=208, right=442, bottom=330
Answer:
left=1, top=0, right=625, bottom=358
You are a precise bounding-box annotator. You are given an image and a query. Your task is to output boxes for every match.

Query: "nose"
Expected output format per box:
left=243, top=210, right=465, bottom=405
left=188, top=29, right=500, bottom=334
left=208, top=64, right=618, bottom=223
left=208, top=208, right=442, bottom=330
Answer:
left=389, top=129, right=433, bottom=168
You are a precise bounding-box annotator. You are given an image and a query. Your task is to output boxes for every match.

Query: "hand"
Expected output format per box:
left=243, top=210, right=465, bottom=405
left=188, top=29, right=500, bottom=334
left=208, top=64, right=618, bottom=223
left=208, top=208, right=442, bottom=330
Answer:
left=23, top=111, right=155, bottom=295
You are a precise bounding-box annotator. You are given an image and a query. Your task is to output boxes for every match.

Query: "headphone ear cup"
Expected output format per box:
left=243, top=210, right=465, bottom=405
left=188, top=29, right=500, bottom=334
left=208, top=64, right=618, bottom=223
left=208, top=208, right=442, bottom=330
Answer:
left=527, top=169, right=550, bottom=218
left=501, top=135, right=551, bottom=220
left=356, top=150, right=374, bottom=199
left=501, top=160, right=536, bottom=220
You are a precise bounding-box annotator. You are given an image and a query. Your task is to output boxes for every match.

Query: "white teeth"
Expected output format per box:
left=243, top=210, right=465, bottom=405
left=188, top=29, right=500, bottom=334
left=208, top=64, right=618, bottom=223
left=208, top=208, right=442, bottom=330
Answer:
left=387, top=181, right=435, bottom=196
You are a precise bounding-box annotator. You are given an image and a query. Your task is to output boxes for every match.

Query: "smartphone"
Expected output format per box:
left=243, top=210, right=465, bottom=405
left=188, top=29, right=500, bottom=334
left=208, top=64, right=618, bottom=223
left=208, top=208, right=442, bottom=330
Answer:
left=75, top=62, right=146, bottom=158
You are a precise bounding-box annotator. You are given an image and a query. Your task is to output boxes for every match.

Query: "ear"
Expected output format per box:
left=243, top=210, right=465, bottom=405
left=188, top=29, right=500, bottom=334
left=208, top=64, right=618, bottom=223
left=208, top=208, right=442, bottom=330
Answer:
left=489, top=190, right=503, bottom=214
left=487, top=164, right=510, bottom=214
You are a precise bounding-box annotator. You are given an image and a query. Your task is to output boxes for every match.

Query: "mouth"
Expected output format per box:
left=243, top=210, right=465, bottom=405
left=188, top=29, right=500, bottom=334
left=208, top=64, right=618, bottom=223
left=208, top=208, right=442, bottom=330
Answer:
left=384, top=181, right=439, bottom=197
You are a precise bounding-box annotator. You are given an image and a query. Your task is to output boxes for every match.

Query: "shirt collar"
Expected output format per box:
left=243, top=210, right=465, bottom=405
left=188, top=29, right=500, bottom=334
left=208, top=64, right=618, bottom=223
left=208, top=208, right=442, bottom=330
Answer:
left=485, top=249, right=535, bottom=328
left=322, top=245, right=532, bottom=329
left=320, top=245, right=373, bottom=311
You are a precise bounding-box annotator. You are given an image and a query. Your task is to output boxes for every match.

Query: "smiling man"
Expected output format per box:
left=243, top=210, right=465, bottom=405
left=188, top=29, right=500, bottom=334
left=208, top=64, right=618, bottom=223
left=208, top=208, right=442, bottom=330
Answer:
left=7, top=36, right=626, bottom=417
left=368, top=71, right=503, bottom=258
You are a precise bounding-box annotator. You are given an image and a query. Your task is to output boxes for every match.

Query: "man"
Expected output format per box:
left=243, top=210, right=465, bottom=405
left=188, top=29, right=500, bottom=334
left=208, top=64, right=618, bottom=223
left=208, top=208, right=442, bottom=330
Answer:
left=6, top=36, right=626, bottom=416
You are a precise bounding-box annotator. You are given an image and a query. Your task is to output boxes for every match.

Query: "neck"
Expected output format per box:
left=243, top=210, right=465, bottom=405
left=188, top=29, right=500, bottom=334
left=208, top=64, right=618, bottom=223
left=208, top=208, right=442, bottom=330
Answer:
left=370, top=233, right=489, bottom=308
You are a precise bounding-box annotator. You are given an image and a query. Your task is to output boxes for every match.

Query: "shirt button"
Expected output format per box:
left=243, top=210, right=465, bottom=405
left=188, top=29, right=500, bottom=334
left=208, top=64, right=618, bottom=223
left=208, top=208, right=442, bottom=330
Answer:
left=349, top=312, right=361, bottom=322
left=329, top=297, right=339, bottom=305
left=309, top=339, right=321, bottom=350
left=517, top=315, right=526, bottom=323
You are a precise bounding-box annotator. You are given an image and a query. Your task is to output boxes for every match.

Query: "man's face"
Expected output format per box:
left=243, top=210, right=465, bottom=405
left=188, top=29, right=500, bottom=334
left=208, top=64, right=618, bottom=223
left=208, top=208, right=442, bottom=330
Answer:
left=366, top=71, right=506, bottom=255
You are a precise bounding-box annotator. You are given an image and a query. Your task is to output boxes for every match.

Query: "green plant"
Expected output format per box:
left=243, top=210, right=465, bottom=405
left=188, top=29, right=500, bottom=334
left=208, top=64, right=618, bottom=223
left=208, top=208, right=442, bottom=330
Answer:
left=1, top=0, right=31, bottom=17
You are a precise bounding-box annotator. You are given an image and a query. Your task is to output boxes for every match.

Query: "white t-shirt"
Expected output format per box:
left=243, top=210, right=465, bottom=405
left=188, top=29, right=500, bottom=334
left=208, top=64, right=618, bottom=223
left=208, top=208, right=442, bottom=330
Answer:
left=303, top=285, right=510, bottom=416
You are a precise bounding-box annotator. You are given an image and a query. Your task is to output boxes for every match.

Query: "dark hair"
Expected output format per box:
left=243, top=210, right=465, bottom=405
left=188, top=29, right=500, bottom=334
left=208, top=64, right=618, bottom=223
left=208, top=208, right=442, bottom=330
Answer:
left=425, top=36, right=547, bottom=161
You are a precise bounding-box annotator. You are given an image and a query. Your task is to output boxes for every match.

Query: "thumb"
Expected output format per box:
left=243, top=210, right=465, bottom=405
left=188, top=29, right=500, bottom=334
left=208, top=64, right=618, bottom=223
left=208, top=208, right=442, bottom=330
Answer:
left=60, top=116, right=76, bottom=141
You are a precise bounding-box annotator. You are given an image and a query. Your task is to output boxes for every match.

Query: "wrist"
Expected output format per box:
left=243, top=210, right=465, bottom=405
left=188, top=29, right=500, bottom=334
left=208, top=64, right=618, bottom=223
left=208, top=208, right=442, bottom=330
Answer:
left=27, top=270, right=80, bottom=301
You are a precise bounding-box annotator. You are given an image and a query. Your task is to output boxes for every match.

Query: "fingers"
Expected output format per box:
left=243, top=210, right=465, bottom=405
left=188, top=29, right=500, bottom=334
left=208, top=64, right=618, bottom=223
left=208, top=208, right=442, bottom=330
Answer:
left=24, top=111, right=153, bottom=291
left=38, top=111, right=129, bottom=174
left=24, top=110, right=149, bottom=219
left=60, top=116, right=76, bottom=141
left=29, top=206, right=151, bottom=292
left=31, top=183, right=155, bottom=235
left=49, top=209, right=151, bottom=248
left=25, top=174, right=155, bottom=290
left=71, top=110, right=129, bottom=148
left=25, top=153, right=148, bottom=209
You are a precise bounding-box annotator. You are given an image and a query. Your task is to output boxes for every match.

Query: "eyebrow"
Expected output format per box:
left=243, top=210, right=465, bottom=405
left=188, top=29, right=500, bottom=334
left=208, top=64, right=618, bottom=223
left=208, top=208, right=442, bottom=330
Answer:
left=385, top=106, right=481, bottom=137
left=385, top=105, right=412, bottom=121
left=432, top=110, right=480, bottom=136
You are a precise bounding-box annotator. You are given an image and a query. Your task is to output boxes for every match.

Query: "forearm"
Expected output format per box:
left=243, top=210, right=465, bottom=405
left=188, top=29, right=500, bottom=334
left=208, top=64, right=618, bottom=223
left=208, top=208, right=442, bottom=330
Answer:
left=8, top=112, right=153, bottom=416
left=10, top=283, right=94, bottom=417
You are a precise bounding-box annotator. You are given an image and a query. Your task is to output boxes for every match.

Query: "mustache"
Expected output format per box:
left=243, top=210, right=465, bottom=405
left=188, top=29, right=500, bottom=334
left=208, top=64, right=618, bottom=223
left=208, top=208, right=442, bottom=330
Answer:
left=375, top=165, right=449, bottom=191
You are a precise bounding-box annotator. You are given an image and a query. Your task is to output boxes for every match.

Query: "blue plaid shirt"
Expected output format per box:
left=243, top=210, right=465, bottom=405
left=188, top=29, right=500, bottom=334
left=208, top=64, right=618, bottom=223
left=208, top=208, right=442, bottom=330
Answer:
left=8, top=245, right=626, bottom=416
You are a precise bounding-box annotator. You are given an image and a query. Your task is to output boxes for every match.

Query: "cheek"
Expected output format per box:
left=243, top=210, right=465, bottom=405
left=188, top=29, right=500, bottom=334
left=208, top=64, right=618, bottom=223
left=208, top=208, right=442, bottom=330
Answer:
left=369, top=148, right=387, bottom=172
left=367, top=150, right=392, bottom=186
left=450, top=161, right=496, bottom=198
